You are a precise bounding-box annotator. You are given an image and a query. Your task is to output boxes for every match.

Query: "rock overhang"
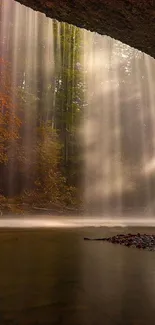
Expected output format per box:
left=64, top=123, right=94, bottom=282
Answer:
left=15, top=0, right=155, bottom=58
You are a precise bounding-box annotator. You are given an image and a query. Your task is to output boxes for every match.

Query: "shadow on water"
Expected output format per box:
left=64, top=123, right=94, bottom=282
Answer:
left=0, top=227, right=155, bottom=324
left=0, top=229, right=81, bottom=324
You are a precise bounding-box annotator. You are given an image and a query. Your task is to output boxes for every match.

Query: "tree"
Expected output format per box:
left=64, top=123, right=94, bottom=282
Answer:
left=21, top=123, right=80, bottom=209
left=0, top=58, right=21, bottom=163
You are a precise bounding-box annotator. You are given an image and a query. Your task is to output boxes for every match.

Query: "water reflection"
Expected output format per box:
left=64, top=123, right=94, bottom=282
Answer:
left=81, top=228, right=155, bottom=325
left=0, top=228, right=155, bottom=324
left=1, top=216, right=155, bottom=227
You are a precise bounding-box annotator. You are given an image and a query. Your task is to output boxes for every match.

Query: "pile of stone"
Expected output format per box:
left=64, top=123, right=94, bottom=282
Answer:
left=84, top=233, right=155, bottom=251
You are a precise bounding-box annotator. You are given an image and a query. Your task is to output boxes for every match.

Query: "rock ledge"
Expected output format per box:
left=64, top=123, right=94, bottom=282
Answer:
left=16, top=0, right=155, bottom=58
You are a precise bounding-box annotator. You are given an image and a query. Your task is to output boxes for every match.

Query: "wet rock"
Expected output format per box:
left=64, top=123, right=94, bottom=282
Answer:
left=84, top=233, right=155, bottom=251
left=16, top=0, right=155, bottom=59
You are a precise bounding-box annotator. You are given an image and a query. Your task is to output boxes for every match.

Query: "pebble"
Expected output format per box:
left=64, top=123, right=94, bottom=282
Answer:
left=84, top=233, right=155, bottom=251
left=106, top=233, right=155, bottom=251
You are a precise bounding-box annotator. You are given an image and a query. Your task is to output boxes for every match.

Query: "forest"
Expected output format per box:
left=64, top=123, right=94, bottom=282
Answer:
left=0, top=4, right=87, bottom=215
left=1, top=1, right=153, bottom=216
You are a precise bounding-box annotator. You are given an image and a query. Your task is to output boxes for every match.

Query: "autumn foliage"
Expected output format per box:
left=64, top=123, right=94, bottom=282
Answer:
left=0, top=58, right=21, bottom=163
left=20, top=124, right=80, bottom=209
left=0, top=20, right=83, bottom=214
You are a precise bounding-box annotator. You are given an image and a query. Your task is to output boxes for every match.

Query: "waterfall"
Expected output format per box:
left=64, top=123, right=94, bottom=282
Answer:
left=0, top=0, right=84, bottom=213
left=84, top=33, right=155, bottom=216
left=0, top=0, right=58, bottom=195
left=1, top=0, right=155, bottom=218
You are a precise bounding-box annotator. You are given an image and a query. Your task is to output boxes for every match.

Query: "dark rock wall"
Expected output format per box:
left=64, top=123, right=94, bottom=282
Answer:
left=15, top=0, right=155, bottom=58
